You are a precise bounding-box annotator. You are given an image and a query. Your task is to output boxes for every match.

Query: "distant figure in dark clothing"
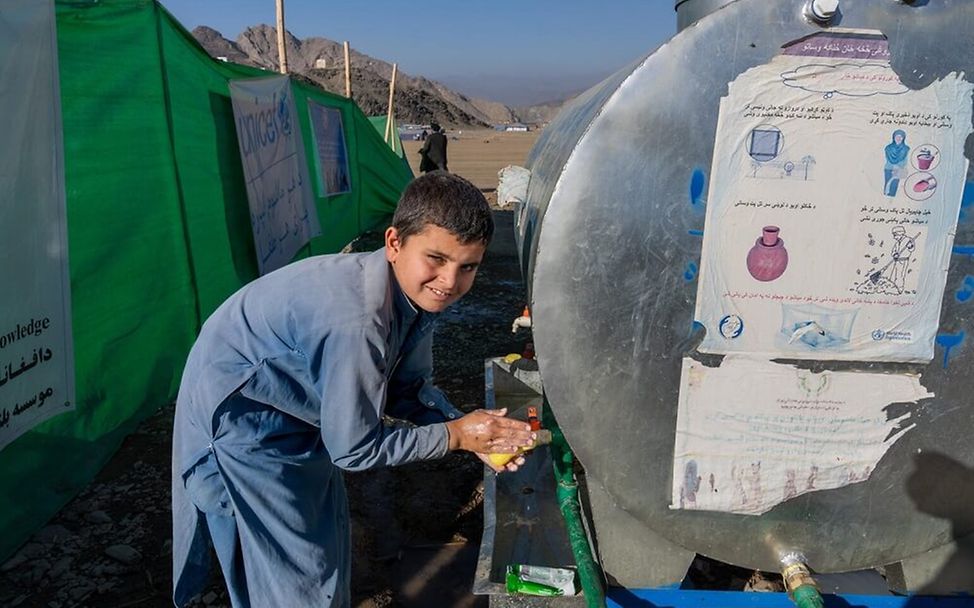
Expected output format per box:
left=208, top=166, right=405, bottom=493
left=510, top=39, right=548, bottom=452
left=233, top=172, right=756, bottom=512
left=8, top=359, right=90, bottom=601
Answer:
left=419, top=122, right=448, bottom=173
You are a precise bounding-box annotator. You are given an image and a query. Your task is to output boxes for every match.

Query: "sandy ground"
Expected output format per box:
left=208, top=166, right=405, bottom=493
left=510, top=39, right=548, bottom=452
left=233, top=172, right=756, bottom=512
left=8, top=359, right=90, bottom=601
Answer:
left=0, top=132, right=541, bottom=608
left=402, top=130, right=540, bottom=190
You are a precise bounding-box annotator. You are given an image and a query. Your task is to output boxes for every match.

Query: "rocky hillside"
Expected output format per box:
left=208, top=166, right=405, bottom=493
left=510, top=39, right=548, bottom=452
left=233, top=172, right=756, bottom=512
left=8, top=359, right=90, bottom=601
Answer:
left=192, top=25, right=552, bottom=128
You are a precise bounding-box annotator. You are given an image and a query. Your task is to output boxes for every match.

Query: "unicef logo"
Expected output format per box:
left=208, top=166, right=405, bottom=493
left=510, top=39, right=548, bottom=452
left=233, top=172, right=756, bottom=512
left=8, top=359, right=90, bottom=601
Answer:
left=276, top=93, right=292, bottom=136
left=872, top=329, right=886, bottom=341
left=719, top=315, right=744, bottom=339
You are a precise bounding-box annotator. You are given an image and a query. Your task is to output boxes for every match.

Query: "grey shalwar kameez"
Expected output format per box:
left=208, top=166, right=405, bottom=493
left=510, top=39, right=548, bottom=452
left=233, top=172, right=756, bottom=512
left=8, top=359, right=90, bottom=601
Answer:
left=171, top=249, right=462, bottom=607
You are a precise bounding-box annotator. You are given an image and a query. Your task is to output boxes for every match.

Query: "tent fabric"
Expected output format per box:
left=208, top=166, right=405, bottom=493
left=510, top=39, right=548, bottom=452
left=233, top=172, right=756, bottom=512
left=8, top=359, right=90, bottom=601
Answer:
left=368, top=115, right=414, bottom=177
left=367, top=115, right=406, bottom=158
left=0, top=0, right=413, bottom=559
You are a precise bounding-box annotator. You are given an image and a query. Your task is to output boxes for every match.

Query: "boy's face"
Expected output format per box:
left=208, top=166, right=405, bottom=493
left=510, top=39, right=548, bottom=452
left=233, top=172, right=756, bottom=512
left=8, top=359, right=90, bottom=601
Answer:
left=385, top=225, right=486, bottom=313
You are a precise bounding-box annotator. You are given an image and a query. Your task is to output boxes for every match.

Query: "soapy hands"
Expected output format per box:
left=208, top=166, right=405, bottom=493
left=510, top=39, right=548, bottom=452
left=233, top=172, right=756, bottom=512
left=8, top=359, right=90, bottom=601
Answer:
left=446, top=408, right=534, bottom=472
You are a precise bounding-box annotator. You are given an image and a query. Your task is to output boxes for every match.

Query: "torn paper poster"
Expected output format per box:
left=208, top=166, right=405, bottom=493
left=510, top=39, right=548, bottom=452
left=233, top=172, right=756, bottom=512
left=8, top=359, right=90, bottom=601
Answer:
left=670, top=356, right=933, bottom=516
left=693, top=30, right=974, bottom=362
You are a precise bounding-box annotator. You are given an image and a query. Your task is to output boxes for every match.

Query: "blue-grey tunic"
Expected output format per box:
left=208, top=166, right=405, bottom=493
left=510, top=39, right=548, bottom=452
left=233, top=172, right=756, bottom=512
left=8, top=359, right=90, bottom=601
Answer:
left=171, top=249, right=462, bottom=607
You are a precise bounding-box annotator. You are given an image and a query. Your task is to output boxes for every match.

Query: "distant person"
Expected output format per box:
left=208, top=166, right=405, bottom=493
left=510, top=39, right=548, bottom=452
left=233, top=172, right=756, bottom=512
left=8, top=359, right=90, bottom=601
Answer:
left=171, top=172, right=534, bottom=607
left=419, top=122, right=448, bottom=173
left=419, top=129, right=429, bottom=141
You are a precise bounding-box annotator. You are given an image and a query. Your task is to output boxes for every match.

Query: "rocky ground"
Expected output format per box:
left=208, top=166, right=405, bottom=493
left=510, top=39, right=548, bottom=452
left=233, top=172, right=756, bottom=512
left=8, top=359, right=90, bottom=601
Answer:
left=0, top=208, right=533, bottom=608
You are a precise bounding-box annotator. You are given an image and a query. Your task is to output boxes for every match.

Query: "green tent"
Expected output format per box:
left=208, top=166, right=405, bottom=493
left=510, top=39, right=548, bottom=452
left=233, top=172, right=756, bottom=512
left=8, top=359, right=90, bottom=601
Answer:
left=0, top=0, right=413, bottom=559
left=368, top=115, right=405, bottom=158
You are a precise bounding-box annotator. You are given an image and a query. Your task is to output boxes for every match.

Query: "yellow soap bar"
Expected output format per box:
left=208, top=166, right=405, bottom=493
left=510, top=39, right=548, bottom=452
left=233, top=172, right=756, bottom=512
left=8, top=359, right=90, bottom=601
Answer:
left=488, top=451, right=520, bottom=467
left=487, top=430, right=552, bottom=467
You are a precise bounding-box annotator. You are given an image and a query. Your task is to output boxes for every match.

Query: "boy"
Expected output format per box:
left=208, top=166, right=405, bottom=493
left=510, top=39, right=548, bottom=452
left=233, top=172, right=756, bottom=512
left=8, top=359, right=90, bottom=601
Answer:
left=171, top=171, right=534, bottom=607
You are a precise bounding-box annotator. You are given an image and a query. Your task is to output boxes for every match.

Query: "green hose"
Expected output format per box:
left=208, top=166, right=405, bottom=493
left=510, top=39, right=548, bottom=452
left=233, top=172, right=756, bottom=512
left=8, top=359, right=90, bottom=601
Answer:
left=542, top=396, right=607, bottom=608
left=540, top=395, right=824, bottom=608
left=791, top=584, right=825, bottom=608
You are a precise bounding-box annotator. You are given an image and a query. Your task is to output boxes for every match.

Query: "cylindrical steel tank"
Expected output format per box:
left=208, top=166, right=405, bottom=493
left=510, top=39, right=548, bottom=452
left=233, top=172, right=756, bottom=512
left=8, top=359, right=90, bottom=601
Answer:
left=674, top=0, right=737, bottom=31
left=520, top=0, right=974, bottom=584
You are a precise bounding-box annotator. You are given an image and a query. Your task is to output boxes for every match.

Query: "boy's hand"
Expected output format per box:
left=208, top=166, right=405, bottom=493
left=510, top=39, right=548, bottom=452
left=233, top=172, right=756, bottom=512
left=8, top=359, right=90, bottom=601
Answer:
left=445, top=408, right=534, bottom=454
left=476, top=452, right=526, bottom=473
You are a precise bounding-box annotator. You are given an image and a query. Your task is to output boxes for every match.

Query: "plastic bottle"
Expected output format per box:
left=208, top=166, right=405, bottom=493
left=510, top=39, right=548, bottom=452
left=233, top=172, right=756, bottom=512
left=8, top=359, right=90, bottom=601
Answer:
left=505, top=564, right=576, bottom=596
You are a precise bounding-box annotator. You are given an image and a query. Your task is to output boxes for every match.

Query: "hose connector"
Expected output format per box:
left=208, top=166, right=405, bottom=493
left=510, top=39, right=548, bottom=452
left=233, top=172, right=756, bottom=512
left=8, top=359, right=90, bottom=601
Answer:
left=780, top=552, right=825, bottom=608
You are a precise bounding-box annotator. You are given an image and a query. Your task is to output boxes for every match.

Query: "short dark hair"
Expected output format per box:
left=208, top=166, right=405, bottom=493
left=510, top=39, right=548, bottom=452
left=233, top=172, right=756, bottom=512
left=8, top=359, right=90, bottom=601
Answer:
left=430, top=123, right=441, bottom=132
left=393, top=171, right=493, bottom=245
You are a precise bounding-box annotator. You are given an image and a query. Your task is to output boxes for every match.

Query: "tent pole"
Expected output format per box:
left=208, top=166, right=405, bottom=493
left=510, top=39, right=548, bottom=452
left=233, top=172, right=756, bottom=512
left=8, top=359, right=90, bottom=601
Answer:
left=384, top=62, right=398, bottom=147
left=344, top=41, right=352, bottom=98
left=275, top=0, right=288, bottom=74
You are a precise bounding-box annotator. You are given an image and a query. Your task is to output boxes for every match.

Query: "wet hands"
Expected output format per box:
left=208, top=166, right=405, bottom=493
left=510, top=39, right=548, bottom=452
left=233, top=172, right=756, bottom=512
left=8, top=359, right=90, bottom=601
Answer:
left=446, top=407, right=534, bottom=457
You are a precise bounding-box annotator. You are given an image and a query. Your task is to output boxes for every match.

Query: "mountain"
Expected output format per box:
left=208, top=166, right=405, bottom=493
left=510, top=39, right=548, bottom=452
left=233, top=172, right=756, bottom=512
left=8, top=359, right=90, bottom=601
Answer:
left=191, top=25, right=551, bottom=128
left=514, top=99, right=571, bottom=126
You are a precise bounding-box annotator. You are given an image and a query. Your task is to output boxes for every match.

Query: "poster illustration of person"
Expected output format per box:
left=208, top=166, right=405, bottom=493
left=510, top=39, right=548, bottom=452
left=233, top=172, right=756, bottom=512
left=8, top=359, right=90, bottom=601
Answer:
left=883, top=129, right=909, bottom=196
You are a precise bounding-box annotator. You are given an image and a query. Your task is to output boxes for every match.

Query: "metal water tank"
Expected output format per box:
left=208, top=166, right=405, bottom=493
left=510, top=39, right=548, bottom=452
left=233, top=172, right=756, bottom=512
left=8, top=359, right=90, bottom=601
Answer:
left=519, top=0, right=974, bottom=591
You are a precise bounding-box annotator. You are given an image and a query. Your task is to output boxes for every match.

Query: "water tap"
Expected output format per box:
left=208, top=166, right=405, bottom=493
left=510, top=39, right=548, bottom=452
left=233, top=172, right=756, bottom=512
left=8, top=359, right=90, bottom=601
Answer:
left=512, top=306, right=532, bottom=333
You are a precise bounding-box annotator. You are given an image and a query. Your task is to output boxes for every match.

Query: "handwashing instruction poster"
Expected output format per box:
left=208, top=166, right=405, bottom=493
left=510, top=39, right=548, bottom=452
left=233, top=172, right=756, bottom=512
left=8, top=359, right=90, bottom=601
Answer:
left=694, top=30, right=973, bottom=363
left=672, top=30, right=967, bottom=515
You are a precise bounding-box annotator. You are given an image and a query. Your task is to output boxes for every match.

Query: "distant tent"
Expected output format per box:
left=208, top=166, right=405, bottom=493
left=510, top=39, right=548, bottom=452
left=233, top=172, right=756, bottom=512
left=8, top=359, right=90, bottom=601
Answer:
left=0, top=0, right=413, bottom=559
left=368, top=114, right=409, bottom=161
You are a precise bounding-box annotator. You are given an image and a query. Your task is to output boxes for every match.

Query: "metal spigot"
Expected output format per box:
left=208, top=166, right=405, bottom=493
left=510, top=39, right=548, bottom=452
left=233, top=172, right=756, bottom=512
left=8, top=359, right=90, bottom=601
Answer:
left=511, top=306, right=532, bottom=333
left=804, top=0, right=839, bottom=24
left=780, top=552, right=824, bottom=608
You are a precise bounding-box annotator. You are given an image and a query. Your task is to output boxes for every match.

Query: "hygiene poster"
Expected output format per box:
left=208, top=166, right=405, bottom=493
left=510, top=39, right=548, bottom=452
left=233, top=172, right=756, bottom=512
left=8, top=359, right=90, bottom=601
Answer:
left=307, top=101, right=351, bottom=197
left=670, top=357, right=931, bottom=515
left=230, top=76, right=321, bottom=275
left=693, top=30, right=973, bottom=363
left=0, top=0, right=76, bottom=451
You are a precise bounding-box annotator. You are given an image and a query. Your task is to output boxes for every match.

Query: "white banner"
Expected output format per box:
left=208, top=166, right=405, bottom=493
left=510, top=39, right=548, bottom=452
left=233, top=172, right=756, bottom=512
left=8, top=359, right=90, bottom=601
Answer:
left=0, top=0, right=76, bottom=451
left=230, top=76, right=320, bottom=275
left=694, top=30, right=973, bottom=362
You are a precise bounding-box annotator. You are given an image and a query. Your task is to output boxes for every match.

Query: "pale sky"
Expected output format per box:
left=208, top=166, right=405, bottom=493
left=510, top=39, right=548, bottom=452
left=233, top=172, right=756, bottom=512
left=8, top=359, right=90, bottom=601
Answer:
left=159, top=1, right=678, bottom=105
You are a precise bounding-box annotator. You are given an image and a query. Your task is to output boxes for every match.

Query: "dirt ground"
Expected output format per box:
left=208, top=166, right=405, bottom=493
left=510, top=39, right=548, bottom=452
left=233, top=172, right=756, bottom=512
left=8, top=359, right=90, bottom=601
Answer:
left=0, top=137, right=538, bottom=608
left=402, top=130, right=540, bottom=190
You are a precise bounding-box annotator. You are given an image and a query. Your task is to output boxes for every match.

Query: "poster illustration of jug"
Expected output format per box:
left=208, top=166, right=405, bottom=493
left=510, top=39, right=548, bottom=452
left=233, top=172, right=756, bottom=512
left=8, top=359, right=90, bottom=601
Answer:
left=746, top=225, right=788, bottom=282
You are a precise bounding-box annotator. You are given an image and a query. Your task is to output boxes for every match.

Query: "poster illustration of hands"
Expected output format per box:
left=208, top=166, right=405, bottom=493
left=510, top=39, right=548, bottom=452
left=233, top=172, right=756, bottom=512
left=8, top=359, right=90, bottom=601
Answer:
left=694, top=30, right=973, bottom=363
